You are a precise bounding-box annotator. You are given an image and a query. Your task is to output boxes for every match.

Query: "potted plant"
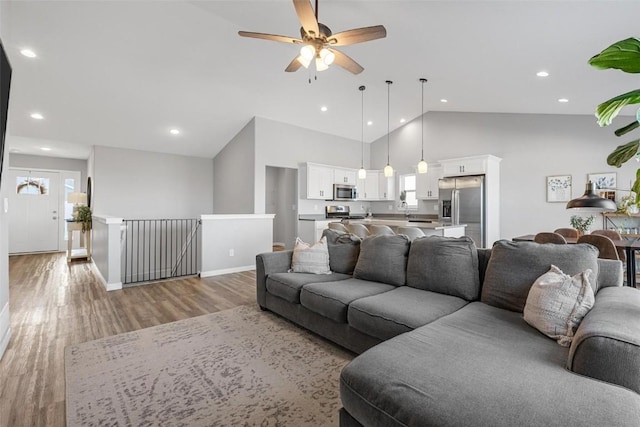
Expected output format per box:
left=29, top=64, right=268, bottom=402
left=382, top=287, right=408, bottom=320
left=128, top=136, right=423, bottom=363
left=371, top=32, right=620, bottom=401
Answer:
left=617, top=192, right=640, bottom=215
left=570, top=215, right=595, bottom=236
left=589, top=38, right=640, bottom=195
left=76, top=205, right=92, bottom=233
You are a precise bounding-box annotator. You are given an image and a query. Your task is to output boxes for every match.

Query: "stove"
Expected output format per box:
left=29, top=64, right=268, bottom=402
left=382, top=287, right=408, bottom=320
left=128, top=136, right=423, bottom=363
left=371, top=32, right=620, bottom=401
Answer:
left=325, top=205, right=366, bottom=220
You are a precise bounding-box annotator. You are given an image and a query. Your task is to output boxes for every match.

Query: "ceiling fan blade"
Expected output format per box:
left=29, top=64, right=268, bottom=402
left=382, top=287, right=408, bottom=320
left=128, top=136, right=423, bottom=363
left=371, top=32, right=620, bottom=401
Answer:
left=328, top=25, right=387, bottom=46
left=285, top=56, right=304, bottom=72
left=331, top=49, right=364, bottom=75
left=238, top=31, right=302, bottom=44
left=293, top=0, right=319, bottom=37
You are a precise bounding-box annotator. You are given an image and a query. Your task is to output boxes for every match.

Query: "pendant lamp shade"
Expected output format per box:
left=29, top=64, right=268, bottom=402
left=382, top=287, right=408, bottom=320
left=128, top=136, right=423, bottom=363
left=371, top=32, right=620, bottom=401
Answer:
left=417, top=78, right=428, bottom=174
left=384, top=80, right=393, bottom=178
left=566, top=181, right=617, bottom=210
left=358, top=85, right=367, bottom=180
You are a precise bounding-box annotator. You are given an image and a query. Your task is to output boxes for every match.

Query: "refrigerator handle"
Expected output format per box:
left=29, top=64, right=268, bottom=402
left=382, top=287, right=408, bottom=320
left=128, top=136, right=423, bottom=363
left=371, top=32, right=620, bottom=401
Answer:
left=453, top=189, right=460, bottom=225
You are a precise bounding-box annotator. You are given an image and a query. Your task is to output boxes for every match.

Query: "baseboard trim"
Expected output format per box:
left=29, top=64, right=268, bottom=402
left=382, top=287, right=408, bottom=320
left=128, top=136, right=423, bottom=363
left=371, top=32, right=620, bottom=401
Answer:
left=92, top=263, right=123, bottom=291
left=200, top=265, right=254, bottom=278
left=0, top=302, right=11, bottom=361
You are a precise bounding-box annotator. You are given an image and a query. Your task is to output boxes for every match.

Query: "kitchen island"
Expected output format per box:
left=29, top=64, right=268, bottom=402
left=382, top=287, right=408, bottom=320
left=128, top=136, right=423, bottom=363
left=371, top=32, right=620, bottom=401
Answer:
left=298, top=215, right=466, bottom=243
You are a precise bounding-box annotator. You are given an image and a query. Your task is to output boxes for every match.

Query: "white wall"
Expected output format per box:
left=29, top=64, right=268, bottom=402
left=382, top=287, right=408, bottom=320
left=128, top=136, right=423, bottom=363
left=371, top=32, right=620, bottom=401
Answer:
left=254, top=117, right=369, bottom=214
left=0, top=0, right=11, bottom=360
left=199, top=214, right=274, bottom=277
left=9, top=154, right=87, bottom=189
left=369, top=112, right=636, bottom=240
left=212, top=119, right=255, bottom=214
left=92, top=145, right=213, bottom=219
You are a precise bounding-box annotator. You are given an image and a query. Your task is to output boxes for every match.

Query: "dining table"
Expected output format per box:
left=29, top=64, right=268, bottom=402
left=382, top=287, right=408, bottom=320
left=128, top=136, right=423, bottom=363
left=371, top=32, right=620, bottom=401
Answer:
left=512, top=234, right=640, bottom=287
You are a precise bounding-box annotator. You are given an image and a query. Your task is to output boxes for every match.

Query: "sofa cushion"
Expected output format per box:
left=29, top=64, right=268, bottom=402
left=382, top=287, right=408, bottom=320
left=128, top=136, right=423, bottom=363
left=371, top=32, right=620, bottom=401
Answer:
left=524, top=265, right=595, bottom=347
left=321, top=229, right=361, bottom=274
left=348, top=286, right=468, bottom=341
left=291, top=236, right=331, bottom=274
left=406, top=235, right=480, bottom=300
left=481, top=240, right=599, bottom=312
left=340, top=301, right=640, bottom=427
left=266, top=272, right=351, bottom=304
left=353, top=234, right=410, bottom=286
left=300, top=278, right=395, bottom=323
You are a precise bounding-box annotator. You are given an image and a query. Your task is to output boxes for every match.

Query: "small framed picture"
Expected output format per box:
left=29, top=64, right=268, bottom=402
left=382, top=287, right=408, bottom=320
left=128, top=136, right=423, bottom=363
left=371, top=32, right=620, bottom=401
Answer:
left=547, top=175, right=572, bottom=202
left=588, top=172, right=616, bottom=190
left=599, top=190, right=616, bottom=201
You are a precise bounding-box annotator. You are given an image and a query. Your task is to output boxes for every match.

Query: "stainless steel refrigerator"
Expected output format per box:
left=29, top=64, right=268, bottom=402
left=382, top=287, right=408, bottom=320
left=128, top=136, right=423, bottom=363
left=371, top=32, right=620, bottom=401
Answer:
left=438, top=175, right=485, bottom=247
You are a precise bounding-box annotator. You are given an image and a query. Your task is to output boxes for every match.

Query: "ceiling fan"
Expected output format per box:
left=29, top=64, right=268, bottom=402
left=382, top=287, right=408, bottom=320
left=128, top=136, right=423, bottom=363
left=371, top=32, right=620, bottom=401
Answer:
left=238, top=0, right=386, bottom=75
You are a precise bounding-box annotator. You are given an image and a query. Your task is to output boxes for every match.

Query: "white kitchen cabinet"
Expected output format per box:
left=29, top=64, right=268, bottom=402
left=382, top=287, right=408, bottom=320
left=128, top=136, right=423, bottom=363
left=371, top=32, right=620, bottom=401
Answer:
left=378, top=174, right=395, bottom=200
left=440, top=155, right=500, bottom=177
left=416, top=165, right=442, bottom=200
left=305, top=164, right=334, bottom=200
left=357, top=171, right=380, bottom=200
left=334, top=168, right=357, bottom=185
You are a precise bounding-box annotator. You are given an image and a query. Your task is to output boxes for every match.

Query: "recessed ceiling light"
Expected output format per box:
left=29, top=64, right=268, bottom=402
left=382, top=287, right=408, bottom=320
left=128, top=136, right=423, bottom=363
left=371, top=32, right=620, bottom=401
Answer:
left=20, top=49, right=37, bottom=58
left=558, top=98, right=569, bottom=103
left=40, top=147, right=51, bottom=151
left=367, top=121, right=373, bottom=126
left=320, top=106, right=328, bottom=112
left=536, top=71, right=549, bottom=77
left=440, top=99, right=448, bottom=103
left=400, top=118, right=406, bottom=123
left=30, top=112, right=44, bottom=120
left=169, top=128, right=180, bottom=135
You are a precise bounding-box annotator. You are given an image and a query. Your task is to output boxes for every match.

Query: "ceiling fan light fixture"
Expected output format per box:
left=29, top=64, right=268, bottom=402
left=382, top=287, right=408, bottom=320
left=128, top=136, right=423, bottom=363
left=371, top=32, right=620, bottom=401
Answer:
left=315, top=57, right=329, bottom=72
left=297, top=54, right=312, bottom=68
left=320, top=48, right=335, bottom=65
left=300, top=44, right=315, bottom=60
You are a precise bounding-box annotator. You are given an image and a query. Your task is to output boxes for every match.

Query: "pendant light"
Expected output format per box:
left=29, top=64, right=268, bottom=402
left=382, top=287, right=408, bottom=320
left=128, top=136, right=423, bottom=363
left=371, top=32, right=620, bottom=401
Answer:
left=358, top=85, right=367, bottom=180
left=383, top=80, right=394, bottom=178
left=417, top=78, right=428, bottom=174
left=566, top=181, right=617, bottom=210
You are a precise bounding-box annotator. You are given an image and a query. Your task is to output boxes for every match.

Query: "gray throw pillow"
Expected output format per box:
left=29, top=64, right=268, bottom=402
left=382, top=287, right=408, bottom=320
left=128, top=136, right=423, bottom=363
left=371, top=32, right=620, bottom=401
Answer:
left=322, top=229, right=361, bottom=274
left=406, top=236, right=480, bottom=301
left=481, top=240, right=599, bottom=313
left=353, top=234, right=410, bottom=286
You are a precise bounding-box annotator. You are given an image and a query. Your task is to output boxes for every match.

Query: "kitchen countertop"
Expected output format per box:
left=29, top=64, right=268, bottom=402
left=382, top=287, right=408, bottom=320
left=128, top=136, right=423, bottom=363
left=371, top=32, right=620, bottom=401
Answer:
left=346, top=218, right=466, bottom=230
left=298, top=215, right=465, bottom=230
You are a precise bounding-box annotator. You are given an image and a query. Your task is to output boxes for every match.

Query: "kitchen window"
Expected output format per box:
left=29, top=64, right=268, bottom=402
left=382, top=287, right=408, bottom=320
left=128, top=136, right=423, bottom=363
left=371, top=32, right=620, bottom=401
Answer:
left=400, top=174, right=418, bottom=210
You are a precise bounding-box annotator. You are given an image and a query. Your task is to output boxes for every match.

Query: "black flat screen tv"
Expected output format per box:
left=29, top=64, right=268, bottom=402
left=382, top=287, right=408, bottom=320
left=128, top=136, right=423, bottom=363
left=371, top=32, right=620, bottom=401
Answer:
left=0, top=38, right=12, bottom=188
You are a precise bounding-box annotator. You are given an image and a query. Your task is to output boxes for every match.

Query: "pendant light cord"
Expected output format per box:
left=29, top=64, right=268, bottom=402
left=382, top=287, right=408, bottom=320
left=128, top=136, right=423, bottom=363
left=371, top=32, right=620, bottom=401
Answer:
left=386, top=80, right=392, bottom=164
left=420, top=78, right=427, bottom=160
left=360, top=85, right=365, bottom=168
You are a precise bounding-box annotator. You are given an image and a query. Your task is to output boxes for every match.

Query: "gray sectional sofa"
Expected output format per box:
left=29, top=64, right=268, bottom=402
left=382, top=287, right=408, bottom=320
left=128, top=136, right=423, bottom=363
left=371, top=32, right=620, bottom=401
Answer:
left=255, top=230, right=640, bottom=426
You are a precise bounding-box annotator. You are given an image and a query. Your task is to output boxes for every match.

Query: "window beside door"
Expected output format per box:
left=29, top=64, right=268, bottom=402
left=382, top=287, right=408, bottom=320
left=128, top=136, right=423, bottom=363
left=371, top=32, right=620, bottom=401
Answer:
left=400, top=174, right=418, bottom=210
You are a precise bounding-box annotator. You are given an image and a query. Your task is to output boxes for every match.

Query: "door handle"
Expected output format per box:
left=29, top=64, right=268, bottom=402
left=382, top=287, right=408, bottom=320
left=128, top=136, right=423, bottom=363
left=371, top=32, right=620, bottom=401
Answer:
left=52, top=216, right=57, bottom=220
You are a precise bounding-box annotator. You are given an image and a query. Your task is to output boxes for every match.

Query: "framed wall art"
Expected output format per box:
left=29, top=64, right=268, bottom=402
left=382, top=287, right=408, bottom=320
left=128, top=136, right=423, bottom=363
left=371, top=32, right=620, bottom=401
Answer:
left=547, top=175, right=572, bottom=203
left=588, top=172, right=616, bottom=190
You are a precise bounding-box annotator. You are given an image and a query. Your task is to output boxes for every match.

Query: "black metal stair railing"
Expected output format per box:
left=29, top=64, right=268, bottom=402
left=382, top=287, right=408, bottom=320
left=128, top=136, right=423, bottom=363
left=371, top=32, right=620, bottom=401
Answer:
left=122, top=218, right=200, bottom=285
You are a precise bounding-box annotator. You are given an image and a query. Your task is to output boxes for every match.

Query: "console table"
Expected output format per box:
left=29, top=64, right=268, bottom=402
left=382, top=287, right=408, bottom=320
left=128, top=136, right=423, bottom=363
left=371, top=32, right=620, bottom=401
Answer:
left=66, top=220, right=91, bottom=262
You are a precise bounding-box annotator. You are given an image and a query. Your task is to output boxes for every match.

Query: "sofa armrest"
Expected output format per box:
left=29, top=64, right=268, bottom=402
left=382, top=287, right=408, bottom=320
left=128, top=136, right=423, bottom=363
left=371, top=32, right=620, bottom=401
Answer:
left=256, top=250, right=293, bottom=308
left=567, top=286, right=640, bottom=394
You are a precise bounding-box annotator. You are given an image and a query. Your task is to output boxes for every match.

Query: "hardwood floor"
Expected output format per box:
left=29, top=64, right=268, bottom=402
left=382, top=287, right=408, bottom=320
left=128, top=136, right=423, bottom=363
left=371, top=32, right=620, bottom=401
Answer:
left=0, top=252, right=256, bottom=427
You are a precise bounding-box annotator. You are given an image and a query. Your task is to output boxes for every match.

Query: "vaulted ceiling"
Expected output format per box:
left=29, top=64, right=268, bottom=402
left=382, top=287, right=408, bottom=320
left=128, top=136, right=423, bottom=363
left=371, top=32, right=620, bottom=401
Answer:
left=2, top=1, right=639, bottom=160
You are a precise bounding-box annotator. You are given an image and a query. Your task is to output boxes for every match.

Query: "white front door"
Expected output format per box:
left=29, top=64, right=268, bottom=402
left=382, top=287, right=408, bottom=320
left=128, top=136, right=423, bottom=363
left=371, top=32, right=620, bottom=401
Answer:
left=8, top=169, right=60, bottom=253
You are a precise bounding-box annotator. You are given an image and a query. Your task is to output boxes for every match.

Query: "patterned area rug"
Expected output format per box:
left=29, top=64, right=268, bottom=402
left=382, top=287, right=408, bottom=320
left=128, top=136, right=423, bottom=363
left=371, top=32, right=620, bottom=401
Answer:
left=65, top=305, right=353, bottom=426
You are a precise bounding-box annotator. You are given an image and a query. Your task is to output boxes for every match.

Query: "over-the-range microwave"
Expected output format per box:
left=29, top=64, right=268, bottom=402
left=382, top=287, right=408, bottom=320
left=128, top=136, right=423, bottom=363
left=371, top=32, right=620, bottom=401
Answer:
left=333, top=184, right=357, bottom=201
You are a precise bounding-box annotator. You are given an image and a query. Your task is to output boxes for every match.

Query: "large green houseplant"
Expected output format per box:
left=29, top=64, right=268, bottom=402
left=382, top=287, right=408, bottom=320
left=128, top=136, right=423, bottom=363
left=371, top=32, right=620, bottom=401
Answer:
left=589, top=38, right=640, bottom=202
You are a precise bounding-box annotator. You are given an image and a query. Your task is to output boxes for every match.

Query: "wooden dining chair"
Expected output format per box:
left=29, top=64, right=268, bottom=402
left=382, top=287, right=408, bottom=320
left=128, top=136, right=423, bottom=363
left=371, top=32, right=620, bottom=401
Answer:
left=553, top=228, right=579, bottom=239
left=534, top=232, right=567, bottom=244
left=577, top=234, right=620, bottom=260
left=346, top=223, right=371, bottom=239
left=369, top=224, right=395, bottom=236
left=591, top=229, right=626, bottom=262
left=328, top=222, right=348, bottom=233
left=396, top=227, right=425, bottom=241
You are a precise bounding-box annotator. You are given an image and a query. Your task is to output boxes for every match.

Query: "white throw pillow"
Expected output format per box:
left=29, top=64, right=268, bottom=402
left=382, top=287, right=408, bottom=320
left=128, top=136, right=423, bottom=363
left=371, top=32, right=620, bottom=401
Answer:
left=523, top=265, right=595, bottom=347
left=291, top=236, right=331, bottom=274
